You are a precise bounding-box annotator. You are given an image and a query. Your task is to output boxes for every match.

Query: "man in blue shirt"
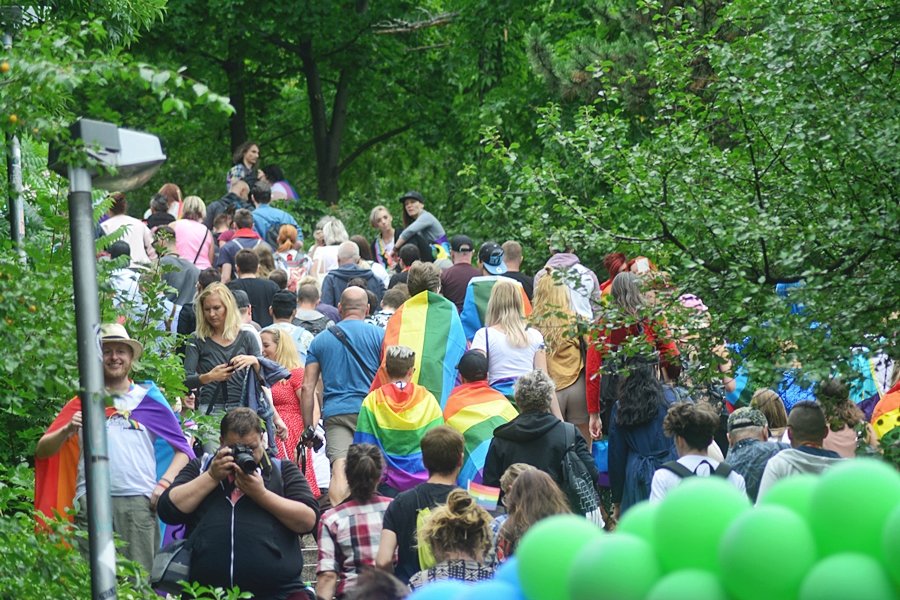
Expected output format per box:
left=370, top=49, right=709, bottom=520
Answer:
left=250, top=181, right=301, bottom=246
left=301, top=286, right=384, bottom=506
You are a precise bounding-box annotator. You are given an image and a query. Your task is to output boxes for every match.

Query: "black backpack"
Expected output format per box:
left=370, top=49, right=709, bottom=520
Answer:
left=659, top=459, right=733, bottom=479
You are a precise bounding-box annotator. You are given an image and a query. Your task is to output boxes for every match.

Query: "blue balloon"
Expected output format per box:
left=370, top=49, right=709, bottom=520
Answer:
left=408, top=580, right=469, bottom=600
left=494, top=557, right=520, bottom=586
left=456, top=580, right=522, bottom=600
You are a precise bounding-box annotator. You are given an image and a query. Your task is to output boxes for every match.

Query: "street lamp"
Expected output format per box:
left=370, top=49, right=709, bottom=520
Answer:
left=49, top=118, right=165, bottom=600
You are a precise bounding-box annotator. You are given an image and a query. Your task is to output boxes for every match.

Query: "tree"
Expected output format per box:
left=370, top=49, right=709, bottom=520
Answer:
left=463, top=0, right=899, bottom=387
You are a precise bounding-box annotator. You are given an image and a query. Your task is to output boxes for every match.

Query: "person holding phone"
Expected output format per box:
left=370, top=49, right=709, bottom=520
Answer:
left=184, top=282, right=262, bottom=414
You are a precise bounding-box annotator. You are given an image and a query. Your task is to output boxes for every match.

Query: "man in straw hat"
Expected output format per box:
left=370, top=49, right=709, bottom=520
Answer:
left=34, top=323, right=194, bottom=572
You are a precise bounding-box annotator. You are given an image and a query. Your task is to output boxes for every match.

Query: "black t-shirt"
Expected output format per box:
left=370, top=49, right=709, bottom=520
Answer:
left=228, top=277, right=280, bottom=327
left=501, top=270, right=534, bottom=300
left=382, top=482, right=457, bottom=584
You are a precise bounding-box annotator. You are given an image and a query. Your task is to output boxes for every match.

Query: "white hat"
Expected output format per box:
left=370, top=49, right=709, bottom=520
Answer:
left=99, top=323, right=143, bottom=361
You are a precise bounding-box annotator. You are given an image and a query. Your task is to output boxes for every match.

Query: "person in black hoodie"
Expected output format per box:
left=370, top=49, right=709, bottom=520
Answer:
left=483, top=369, right=598, bottom=489
left=158, top=407, right=319, bottom=599
left=321, top=241, right=386, bottom=307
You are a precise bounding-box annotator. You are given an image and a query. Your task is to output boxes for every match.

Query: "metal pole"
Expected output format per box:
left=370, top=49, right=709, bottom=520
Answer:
left=67, top=166, right=117, bottom=600
left=4, top=30, right=25, bottom=256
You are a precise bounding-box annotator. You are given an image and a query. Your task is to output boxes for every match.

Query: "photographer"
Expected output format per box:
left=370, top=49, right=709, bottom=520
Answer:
left=158, top=408, right=320, bottom=599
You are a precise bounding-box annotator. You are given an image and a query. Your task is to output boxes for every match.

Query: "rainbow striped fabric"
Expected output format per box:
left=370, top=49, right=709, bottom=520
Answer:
left=467, top=481, right=500, bottom=512
left=443, top=380, right=518, bottom=486
left=354, top=382, right=445, bottom=493
left=35, top=382, right=194, bottom=532
left=370, top=291, right=467, bottom=409
left=460, top=276, right=533, bottom=341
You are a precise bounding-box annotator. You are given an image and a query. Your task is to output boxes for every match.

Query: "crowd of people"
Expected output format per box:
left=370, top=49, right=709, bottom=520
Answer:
left=33, top=146, right=899, bottom=599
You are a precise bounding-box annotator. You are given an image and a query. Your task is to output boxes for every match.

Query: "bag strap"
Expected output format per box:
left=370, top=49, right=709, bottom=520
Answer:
left=713, top=462, right=733, bottom=478
left=328, top=325, right=376, bottom=381
left=192, top=228, right=210, bottom=264
left=205, top=381, right=228, bottom=416
left=659, top=460, right=696, bottom=479
left=485, top=327, right=491, bottom=379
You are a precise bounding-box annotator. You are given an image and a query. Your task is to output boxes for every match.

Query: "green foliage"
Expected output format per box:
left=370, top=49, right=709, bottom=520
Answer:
left=461, top=0, right=898, bottom=383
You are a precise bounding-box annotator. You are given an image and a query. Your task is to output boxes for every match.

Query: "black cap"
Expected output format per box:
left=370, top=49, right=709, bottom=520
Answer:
left=270, top=289, right=297, bottom=313
left=478, top=241, right=507, bottom=275
left=231, top=289, right=251, bottom=309
left=451, top=234, right=474, bottom=253
left=399, top=190, right=425, bottom=204
left=457, top=350, right=488, bottom=382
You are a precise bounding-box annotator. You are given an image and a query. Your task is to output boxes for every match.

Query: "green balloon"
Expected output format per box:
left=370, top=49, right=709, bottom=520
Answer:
left=757, top=473, right=818, bottom=517
left=655, top=477, right=750, bottom=574
left=798, top=553, right=895, bottom=600
left=719, top=505, right=817, bottom=600
left=567, top=534, right=660, bottom=600
left=883, top=505, right=900, bottom=588
left=616, top=501, right=657, bottom=545
left=646, top=570, right=729, bottom=600
left=809, top=459, right=900, bottom=560
left=516, top=515, right=603, bottom=600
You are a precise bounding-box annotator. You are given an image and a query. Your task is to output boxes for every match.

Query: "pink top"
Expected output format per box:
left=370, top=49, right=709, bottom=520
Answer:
left=172, top=218, right=214, bottom=269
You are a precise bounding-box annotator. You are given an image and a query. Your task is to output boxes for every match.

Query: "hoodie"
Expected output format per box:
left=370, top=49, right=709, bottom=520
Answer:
left=534, top=253, right=601, bottom=320
left=756, top=446, right=843, bottom=500
left=482, top=412, right=598, bottom=488
left=321, top=263, right=386, bottom=307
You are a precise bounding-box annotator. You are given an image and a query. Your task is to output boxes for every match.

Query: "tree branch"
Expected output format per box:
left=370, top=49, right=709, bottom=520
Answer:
left=338, top=123, right=413, bottom=173
left=373, top=12, right=458, bottom=34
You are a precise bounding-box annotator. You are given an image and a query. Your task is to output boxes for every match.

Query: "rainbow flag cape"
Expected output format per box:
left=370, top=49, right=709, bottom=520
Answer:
left=354, top=382, right=445, bottom=493
left=443, top=380, right=518, bottom=486
left=35, top=382, right=194, bottom=533
left=370, top=291, right=467, bottom=409
left=467, top=481, right=500, bottom=512
left=460, top=276, right=533, bottom=341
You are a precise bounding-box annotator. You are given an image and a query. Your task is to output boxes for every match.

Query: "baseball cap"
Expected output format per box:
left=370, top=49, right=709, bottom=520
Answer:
left=451, top=234, right=474, bottom=253
left=727, top=407, right=768, bottom=432
left=231, top=289, right=251, bottom=309
left=478, top=242, right=507, bottom=275
left=399, top=191, right=425, bottom=204
left=457, top=349, right=488, bottom=382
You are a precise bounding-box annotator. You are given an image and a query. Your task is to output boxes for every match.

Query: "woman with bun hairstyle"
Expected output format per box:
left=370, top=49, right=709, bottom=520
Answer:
left=408, top=488, right=496, bottom=589
left=316, top=444, right=393, bottom=600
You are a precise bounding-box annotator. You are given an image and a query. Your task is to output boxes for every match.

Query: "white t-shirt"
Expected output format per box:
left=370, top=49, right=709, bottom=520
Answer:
left=75, top=384, right=158, bottom=500
left=649, top=454, right=746, bottom=503
left=471, top=326, right=545, bottom=385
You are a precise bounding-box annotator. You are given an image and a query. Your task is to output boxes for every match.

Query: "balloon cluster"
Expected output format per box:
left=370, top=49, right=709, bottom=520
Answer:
left=408, top=460, right=899, bottom=600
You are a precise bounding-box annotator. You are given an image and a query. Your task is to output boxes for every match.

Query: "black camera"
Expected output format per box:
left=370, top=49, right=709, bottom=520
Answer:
left=228, top=444, right=258, bottom=474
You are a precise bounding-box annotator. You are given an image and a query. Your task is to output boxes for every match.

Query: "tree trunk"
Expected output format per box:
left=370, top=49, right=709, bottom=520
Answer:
left=225, top=39, right=247, bottom=151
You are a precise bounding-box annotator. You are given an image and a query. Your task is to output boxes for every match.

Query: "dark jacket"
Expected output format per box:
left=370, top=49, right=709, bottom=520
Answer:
left=321, top=263, right=386, bottom=307
left=205, top=192, right=250, bottom=230
left=483, top=412, right=599, bottom=488
left=158, top=456, right=320, bottom=599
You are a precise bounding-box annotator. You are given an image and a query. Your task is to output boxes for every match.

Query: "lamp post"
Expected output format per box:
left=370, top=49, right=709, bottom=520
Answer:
left=49, top=119, right=165, bottom=600
left=1, top=6, right=24, bottom=257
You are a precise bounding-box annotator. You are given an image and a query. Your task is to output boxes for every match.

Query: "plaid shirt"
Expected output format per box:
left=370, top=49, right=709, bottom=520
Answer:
left=316, top=496, right=393, bottom=596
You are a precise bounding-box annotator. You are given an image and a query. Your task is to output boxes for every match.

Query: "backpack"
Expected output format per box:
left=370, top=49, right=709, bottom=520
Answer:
left=265, top=222, right=284, bottom=250
left=414, top=489, right=437, bottom=570
left=559, top=422, right=603, bottom=523
left=659, top=460, right=733, bottom=479
left=296, top=315, right=330, bottom=337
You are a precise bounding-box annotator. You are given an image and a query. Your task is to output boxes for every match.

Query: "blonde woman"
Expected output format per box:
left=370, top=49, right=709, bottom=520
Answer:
left=183, top=282, right=261, bottom=412
left=369, top=205, right=397, bottom=269
left=531, top=269, right=590, bottom=440
left=172, top=195, right=215, bottom=269
left=312, top=217, right=349, bottom=279
left=408, top=489, right=495, bottom=589
left=260, top=328, right=319, bottom=496
left=471, top=279, right=562, bottom=417
left=751, top=388, right=790, bottom=443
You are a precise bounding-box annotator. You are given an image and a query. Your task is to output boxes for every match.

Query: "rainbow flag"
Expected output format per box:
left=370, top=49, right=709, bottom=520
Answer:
left=354, top=382, right=445, bottom=493
left=35, top=382, right=194, bottom=531
left=460, top=276, right=533, bottom=341
left=370, top=291, right=467, bottom=409
left=443, top=380, right=518, bottom=486
left=467, top=481, right=501, bottom=512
